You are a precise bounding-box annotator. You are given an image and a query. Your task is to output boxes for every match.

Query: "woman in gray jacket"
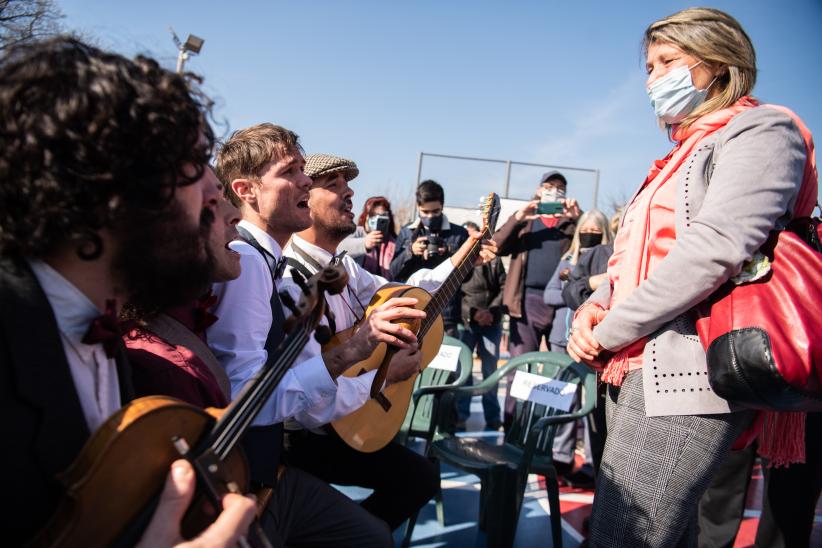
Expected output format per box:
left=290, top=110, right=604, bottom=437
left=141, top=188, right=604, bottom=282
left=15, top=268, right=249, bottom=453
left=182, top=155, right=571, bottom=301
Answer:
left=567, top=8, right=817, bottom=546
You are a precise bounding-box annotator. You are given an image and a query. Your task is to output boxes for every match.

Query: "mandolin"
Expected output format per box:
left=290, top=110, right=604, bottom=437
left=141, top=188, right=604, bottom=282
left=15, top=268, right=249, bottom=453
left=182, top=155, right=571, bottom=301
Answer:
left=32, top=265, right=348, bottom=547
left=328, top=193, right=501, bottom=452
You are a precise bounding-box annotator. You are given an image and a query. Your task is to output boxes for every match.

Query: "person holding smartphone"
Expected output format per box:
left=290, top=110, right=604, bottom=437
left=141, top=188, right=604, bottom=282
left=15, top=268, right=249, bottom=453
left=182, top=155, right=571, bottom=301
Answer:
left=338, top=196, right=398, bottom=279
left=492, top=170, right=581, bottom=429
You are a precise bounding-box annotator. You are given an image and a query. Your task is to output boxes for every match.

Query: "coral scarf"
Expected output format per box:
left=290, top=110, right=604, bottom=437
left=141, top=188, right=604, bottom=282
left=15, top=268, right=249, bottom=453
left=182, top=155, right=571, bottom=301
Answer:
left=601, top=97, right=760, bottom=385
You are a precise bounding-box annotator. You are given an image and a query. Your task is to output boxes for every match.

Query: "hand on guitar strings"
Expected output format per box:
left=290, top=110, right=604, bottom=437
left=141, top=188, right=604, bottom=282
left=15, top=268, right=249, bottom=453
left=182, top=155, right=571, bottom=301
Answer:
left=355, top=296, right=424, bottom=352
left=385, top=346, right=424, bottom=387
left=136, top=459, right=257, bottom=548
left=322, top=297, right=425, bottom=377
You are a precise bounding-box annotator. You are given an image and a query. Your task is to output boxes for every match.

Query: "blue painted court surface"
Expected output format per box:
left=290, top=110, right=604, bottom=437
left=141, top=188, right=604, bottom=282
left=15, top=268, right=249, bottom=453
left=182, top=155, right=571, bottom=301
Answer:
left=336, top=394, right=587, bottom=547
left=335, top=379, right=821, bottom=547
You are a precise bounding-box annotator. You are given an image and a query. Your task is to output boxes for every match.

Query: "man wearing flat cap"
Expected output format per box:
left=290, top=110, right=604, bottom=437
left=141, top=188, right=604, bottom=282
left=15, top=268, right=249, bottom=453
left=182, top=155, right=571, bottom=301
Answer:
left=492, top=170, right=581, bottom=428
left=278, top=153, right=498, bottom=531
left=209, top=125, right=434, bottom=546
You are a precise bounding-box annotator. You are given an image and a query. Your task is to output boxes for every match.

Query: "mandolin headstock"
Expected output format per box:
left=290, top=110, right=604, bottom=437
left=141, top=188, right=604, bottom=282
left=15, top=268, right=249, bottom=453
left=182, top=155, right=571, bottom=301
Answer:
left=479, top=192, right=502, bottom=236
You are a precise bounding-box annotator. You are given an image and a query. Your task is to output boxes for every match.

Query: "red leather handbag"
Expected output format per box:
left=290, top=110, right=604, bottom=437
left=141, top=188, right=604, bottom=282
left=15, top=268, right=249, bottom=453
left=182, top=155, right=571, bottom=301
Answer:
left=695, top=217, right=822, bottom=411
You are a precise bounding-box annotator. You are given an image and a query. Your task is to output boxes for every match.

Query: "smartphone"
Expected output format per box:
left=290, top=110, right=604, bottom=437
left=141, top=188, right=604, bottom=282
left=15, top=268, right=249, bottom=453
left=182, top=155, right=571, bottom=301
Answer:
left=537, top=189, right=565, bottom=215
left=374, top=215, right=390, bottom=234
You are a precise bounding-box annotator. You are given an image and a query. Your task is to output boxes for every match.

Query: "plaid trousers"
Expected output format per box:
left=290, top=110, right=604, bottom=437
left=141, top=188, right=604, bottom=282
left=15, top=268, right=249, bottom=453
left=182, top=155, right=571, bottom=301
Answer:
left=589, top=371, right=754, bottom=547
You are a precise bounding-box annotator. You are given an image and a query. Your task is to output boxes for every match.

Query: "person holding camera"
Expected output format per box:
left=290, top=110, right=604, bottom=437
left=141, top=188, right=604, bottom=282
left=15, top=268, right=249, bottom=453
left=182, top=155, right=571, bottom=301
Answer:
left=390, top=180, right=469, bottom=336
left=338, top=196, right=398, bottom=279
left=492, top=170, right=581, bottom=428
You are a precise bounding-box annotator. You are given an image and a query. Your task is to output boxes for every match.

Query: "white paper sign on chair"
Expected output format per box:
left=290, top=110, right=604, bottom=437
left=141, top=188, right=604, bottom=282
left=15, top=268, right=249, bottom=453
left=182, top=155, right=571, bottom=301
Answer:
left=427, top=344, right=461, bottom=372
left=509, top=370, right=577, bottom=412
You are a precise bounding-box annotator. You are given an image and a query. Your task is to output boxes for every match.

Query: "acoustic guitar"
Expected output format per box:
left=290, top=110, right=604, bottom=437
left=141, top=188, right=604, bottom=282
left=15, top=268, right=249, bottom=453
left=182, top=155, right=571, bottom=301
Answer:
left=33, top=265, right=348, bottom=547
left=328, top=193, right=501, bottom=452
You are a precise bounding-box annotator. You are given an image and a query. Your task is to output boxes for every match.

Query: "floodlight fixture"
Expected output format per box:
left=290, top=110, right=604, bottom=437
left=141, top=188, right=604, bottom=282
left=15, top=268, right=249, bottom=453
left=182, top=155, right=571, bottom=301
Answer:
left=168, top=26, right=205, bottom=74
left=183, top=34, right=204, bottom=55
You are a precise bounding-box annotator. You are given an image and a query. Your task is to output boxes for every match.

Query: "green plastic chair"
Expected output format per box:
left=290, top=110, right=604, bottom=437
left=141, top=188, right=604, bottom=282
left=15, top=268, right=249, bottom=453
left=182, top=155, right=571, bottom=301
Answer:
left=430, top=351, right=597, bottom=548
left=397, top=335, right=474, bottom=547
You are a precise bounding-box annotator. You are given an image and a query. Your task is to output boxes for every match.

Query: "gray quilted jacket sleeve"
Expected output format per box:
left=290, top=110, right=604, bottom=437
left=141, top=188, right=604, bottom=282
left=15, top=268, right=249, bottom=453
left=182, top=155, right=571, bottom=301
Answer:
left=593, top=107, right=807, bottom=351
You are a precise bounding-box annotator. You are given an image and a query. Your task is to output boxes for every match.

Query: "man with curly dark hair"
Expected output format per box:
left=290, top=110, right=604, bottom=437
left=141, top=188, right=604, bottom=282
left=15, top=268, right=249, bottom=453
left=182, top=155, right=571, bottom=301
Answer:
left=0, top=37, right=256, bottom=545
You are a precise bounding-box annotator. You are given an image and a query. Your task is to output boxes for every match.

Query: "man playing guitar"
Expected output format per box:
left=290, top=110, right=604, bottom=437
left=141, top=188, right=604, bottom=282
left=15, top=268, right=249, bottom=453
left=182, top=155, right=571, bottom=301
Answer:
left=208, top=125, right=425, bottom=542
left=279, top=153, right=498, bottom=529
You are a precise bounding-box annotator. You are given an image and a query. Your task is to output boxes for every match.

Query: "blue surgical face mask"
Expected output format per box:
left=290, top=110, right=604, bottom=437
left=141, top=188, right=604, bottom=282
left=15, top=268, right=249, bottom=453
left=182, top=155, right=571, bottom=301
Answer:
left=647, top=61, right=716, bottom=125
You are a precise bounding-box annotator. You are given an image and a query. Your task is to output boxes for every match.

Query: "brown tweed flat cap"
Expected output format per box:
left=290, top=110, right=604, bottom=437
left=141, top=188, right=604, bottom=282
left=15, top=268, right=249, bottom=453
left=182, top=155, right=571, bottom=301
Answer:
left=304, top=153, right=359, bottom=181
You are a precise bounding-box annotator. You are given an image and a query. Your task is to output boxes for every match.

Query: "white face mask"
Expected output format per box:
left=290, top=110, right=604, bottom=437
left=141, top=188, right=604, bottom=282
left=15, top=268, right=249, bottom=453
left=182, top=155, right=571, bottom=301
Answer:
left=647, top=61, right=716, bottom=125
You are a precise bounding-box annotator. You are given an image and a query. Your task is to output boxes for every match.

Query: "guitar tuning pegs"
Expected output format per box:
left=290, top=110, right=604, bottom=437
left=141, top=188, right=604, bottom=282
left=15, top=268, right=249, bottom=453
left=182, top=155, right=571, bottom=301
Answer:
left=314, top=325, right=332, bottom=345
left=279, top=291, right=300, bottom=317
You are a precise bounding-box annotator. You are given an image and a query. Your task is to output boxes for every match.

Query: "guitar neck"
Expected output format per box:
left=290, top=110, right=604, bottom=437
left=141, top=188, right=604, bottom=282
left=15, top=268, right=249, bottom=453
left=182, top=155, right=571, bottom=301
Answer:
left=203, top=326, right=310, bottom=460
left=418, top=227, right=489, bottom=338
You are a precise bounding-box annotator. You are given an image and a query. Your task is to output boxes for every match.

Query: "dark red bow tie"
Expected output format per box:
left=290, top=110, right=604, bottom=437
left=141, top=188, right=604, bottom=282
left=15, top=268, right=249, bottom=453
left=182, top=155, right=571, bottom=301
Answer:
left=82, top=299, right=135, bottom=358
left=192, top=293, right=219, bottom=334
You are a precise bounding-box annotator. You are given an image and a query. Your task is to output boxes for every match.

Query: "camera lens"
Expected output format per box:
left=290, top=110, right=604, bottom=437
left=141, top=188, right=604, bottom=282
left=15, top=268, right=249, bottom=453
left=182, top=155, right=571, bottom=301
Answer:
left=426, top=234, right=442, bottom=257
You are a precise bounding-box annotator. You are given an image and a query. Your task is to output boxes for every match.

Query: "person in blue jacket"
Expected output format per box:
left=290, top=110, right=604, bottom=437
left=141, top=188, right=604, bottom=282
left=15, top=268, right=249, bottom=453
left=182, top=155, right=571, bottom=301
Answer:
left=390, top=180, right=468, bottom=336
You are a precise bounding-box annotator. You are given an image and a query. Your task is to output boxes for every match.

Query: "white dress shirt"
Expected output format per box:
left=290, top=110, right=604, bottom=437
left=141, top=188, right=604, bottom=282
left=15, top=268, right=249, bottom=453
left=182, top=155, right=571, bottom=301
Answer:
left=28, top=259, right=121, bottom=431
left=208, top=220, right=376, bottom=428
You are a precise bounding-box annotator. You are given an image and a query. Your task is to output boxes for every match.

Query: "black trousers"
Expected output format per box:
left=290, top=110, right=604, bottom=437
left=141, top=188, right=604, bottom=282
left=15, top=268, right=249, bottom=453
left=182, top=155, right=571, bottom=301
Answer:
left=261, top=466, right=392, bottom=547
left=698, top=412, right=822, bottom=548
left=285, top=430, right=439, bottom=530
left=697, top=444, right=756, bottom=548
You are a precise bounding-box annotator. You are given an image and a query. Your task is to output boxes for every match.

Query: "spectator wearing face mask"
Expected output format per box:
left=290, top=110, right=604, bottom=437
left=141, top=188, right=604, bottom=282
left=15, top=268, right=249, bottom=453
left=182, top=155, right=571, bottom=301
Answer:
left=338, top=196, right=398, bottom=279
left=542, top=210, right=611, bottom=488
left=544, top=209, right=612, bottom=352
left=390, top=180, right=468, bottom=337
left=561, top=207, right=622, bottom=311
left=557, top=207, right=622, bottom=479
left=568, top=8, right=817, bottom=545
left=492, top=170, right=581, bottom=428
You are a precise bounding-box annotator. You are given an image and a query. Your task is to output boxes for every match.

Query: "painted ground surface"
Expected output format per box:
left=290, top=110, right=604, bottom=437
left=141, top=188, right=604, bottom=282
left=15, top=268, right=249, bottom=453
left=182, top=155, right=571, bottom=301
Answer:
left=338, top=370, right=821, bottom=547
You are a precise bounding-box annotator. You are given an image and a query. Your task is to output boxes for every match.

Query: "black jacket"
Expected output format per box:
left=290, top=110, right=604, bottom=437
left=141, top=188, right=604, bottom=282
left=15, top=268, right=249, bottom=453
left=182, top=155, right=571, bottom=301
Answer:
left=0, top=257, right=135, bottom=543
left=561, top=243, right=614, bottom=310
left=390, top=217, right=468, bottom=326
left=460, top=258, right=507, bottom=328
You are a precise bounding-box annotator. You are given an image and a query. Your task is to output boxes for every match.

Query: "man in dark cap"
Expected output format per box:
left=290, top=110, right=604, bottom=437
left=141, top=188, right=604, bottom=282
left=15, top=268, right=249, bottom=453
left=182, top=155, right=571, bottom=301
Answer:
left=492, top=170, right=581, bottom=428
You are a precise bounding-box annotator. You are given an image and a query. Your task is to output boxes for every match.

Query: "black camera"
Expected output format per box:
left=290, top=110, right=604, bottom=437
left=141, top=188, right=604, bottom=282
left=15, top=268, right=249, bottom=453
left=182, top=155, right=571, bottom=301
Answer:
left=425, top=233, right=443, bottom=258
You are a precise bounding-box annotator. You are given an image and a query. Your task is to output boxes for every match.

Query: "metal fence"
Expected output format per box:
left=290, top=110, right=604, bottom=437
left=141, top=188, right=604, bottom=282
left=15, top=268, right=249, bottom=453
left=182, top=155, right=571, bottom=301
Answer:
left=415, top=152, right=601, bottom=209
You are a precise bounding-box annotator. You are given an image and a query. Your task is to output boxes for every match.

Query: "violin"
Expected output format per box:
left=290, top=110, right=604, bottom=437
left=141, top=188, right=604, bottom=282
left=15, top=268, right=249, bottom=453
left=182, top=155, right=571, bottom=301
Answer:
left=32, top=265, right=348, bottom=547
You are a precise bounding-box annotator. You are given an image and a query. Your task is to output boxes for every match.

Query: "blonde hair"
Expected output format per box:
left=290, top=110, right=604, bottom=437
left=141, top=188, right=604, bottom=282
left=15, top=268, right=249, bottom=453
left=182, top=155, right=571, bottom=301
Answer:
left=610, top=206, right=624, bottom=237
left=565, top=209, right=611, bottom=265
left=644, top=7, right=756, bottom=129
left=215, top=123, right=303, bottom=206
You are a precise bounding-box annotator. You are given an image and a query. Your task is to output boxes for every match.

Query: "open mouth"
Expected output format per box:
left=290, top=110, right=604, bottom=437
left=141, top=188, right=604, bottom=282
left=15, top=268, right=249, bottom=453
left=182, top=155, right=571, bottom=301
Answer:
left=224, top=227, right=241, bottom=255
left=342, top=201, right=354, bottom=217
left=297, top=195, right=310, bottom=209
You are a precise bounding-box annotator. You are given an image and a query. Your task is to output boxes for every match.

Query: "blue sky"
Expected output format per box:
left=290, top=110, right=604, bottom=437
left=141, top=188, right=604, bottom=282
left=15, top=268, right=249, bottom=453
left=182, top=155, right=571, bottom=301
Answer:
left=59, top=0, right=822, bottom=215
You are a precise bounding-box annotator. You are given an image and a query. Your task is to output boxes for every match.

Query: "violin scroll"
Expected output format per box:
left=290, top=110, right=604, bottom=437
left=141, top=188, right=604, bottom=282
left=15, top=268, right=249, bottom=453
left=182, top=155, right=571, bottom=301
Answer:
left=282, top=264, right=348, bottom=334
